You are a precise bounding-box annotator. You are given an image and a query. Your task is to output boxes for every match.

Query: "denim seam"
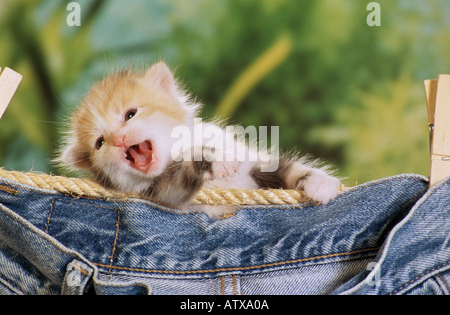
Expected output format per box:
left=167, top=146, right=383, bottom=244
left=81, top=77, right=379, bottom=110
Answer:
left=219, top=275, right=240, bottom=295
left=0, top=180, right=59, bottom=197
left=232, top=274, right=239, bottom=295
left=0, top=184, right=18, bottom=195
left=45, top=198, right=55, bottom=234
left=0, top=271, right=27, bottom=295
left=389, top=260, right=450, bottom=295
left=437, top=273, right=450, bottom=293
left=92, top=247, right=379, bottom=275
left=71, top=263, right=90, bottom=277
left=107, top=209, right=121, bottom=278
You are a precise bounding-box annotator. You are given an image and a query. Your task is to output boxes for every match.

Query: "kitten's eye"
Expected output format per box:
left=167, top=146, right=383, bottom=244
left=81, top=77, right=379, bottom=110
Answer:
left=95, top=137, right=105, bottom=150
left=125, top=109, right=137, bottom=121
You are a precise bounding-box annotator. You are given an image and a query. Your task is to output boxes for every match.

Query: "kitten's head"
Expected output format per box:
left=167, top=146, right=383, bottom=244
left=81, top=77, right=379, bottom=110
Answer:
left=59, top=62, right=198, bottom=193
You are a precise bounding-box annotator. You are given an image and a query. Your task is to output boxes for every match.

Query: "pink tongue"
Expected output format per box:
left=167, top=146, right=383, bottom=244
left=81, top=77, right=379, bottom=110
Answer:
left=127, top=142, right=153, bottom=171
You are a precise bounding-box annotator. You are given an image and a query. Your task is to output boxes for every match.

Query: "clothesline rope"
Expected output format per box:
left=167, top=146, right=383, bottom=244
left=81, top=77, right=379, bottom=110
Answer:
left=0, top=168, right=346, bottom=206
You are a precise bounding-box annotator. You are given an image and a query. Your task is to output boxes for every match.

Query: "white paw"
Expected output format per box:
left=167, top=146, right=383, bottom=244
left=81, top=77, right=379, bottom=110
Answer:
left=298, top=171, right=340, bottom=205
left=213, top=159, right=241, bottom=180
left=204, top=159, right=241, bottom=181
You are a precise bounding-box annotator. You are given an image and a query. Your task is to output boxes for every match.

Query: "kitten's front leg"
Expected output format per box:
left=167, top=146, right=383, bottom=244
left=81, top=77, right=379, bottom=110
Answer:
left=147, top=147, right=240, bottom=209
left=145, top=157, right=211, bottom=209
left=286, top=161, right=340, bottom=205
left=251, top=157, right=340, bottom=205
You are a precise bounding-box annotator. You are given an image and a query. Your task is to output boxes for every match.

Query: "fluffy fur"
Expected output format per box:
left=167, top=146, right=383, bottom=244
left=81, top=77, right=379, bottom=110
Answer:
left=57, top=62, right=340, bottom=218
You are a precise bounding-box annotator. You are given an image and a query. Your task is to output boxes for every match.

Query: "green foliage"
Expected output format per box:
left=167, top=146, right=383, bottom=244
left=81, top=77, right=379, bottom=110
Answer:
left=1, top=0, right=449, bottom=185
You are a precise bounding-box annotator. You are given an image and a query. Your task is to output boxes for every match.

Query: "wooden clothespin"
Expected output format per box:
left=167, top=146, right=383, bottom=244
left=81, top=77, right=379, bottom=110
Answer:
left=0, top=67, right=23, bottom=119
left=425, top=74, right=450, bottom=187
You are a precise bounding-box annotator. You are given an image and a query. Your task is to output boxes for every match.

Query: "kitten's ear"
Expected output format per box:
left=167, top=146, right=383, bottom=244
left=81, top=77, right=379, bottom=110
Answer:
left=143, top=62, right=178, bottom=95
left=60, top=143, right=91, bottom=171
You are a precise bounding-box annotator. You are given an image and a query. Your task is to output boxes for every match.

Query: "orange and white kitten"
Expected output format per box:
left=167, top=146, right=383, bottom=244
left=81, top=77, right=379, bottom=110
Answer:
left=58, top=62, right=340, bottom=218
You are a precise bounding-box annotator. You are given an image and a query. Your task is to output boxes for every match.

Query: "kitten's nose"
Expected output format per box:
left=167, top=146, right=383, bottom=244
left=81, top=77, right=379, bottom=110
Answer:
left=112, top=135, right=126, bottom=147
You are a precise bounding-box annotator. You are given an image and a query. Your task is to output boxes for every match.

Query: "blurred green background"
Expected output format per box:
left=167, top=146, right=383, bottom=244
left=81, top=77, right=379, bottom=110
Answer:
left=1, top=0, right=450, bottom=186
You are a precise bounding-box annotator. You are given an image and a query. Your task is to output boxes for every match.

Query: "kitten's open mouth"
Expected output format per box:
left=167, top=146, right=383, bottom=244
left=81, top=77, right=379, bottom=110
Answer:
left=125, top=140, right=155, bottom=172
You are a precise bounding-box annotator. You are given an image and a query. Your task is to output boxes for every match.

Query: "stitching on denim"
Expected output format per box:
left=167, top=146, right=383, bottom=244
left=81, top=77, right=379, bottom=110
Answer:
left=107, top=209, right=121, bottom=278
left=220, top=276, right=225, bottom=295
left=0, top=184, right=18, bottom=195
left=437, top=273, right=450, bottom=293
left=390, top=261, right=450, bottom=295
left=0, top=179, right=58, bottom=196
left=46, top=198, right=54, bottom=234
left=232, top=275, right=238, bottom=295
left=437, top=273, right=450, bottom=292
left=70, top=263, right=90, bottom=277
left=0, top=271, right=27, bottom=295
left=93, top=247, right=379, bottom=275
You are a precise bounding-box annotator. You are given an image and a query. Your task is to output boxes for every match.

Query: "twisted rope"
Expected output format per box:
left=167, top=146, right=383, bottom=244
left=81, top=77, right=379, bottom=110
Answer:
left=0, top=168, right=343, bottom=206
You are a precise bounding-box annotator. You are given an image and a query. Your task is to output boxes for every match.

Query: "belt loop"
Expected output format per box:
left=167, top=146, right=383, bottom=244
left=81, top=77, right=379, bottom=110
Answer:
left=62, top=260, right=94, bottom=295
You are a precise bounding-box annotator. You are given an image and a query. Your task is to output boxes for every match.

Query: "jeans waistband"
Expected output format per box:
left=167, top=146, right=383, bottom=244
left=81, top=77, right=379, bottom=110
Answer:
left=0, top=174, right=428, bottom=280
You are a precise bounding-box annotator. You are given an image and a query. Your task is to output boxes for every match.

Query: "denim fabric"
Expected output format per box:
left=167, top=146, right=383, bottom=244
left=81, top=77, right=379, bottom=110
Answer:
left=1, top=172, right=446, bottom=295
left=332, top=176, right=450, bottom=295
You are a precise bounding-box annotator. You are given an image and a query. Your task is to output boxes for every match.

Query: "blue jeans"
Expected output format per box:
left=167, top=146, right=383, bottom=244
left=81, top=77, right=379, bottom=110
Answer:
left=0, top=173, right=449, bottom=295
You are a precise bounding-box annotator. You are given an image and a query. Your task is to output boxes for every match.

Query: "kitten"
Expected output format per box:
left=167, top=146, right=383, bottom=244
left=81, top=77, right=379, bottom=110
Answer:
left=58, top=62, right=340, bottom=218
